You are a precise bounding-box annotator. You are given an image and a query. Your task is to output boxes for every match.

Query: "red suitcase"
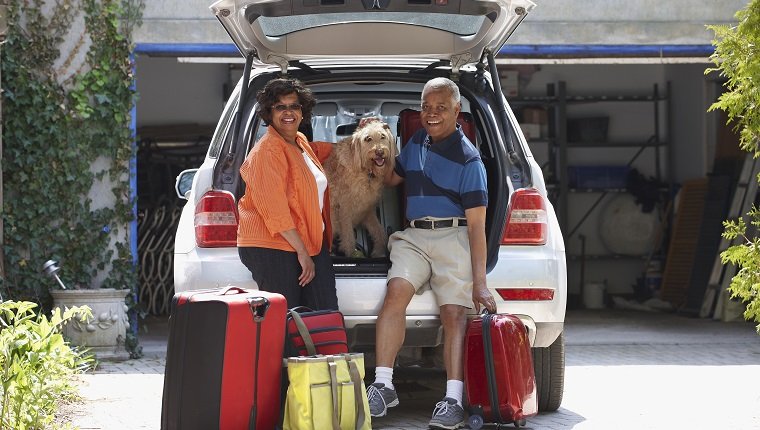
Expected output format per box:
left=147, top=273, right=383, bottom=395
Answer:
left=161, top=286, right=286, bottom=430
left=464, top=312, right=538, bottom=429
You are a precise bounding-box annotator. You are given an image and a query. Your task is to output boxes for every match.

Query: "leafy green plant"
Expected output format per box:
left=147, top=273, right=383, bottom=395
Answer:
left=721, top=214, right=760, bottom=333
left=707, top=0, right=760, bottom=333
left=1, top=0, right=143, bottom=299
left=0, top=300, right=94, bottom=429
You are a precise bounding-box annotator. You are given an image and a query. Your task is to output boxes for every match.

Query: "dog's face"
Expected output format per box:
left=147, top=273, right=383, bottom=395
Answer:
left=350, top=119, right=396, bottom=176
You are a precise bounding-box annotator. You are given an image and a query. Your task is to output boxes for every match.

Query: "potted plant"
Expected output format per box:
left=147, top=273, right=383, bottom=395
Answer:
left=44, top=260, right=132, bottom=361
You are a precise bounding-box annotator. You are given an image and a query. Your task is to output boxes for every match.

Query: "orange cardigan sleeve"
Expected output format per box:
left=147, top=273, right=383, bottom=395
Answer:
left=309, top=141, right=334, bottom=164
left=240, top=139, right=295, bottom=235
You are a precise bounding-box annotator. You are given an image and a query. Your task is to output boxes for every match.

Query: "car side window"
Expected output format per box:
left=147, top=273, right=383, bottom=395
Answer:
left=252, top=120, right=267, bottom=145
left=243, top=103, right=268, bottom=153
left=208, top=96, right=239, bottom=159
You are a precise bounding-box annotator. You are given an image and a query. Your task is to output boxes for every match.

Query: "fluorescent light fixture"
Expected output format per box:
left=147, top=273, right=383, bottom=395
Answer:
left=495, top=57, right=710, bottom=65
left=177, top=57, right=245, bottom=64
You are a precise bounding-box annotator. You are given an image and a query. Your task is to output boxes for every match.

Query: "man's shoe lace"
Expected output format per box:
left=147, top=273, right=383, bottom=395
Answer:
left=428, top=397, right=465, bottom=430
left=366, top=383, right=398, bottom=418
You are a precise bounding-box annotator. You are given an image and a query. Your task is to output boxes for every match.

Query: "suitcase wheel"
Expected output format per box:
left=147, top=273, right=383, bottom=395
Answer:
left=514, top=419, right=527, bottom=428
left=468, top=414, right=484, bottom=430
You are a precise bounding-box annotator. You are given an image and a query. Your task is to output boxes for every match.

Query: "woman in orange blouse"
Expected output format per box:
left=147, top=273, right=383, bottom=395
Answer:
left=237, top=78, right=338, bottom=311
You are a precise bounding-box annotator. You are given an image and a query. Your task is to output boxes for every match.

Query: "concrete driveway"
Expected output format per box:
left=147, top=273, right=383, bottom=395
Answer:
left=63, top=309, right=760, bottom=429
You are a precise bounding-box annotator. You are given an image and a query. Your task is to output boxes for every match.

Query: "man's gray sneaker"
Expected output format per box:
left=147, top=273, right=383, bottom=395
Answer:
left=366, top=383, right=399, bottom=417
left=428, top=397, right=465, bottom=430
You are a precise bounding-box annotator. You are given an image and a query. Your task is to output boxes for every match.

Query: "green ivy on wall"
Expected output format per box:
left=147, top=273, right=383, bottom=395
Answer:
left=1, top=0, right=144, bottom=302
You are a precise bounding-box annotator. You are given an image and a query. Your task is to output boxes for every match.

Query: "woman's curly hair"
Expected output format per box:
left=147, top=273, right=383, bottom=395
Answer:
left=256, top=78, right=317, bottom=126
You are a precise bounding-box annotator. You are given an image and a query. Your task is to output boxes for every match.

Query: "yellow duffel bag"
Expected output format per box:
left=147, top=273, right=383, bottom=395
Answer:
left=283, top=353, right=371, bottom=430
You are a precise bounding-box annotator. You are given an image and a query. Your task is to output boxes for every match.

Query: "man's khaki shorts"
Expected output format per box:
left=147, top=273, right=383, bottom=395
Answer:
left=387, top=224, right=473, bottom=309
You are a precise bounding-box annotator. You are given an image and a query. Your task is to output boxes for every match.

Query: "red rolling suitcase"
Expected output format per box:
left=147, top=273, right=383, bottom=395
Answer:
left=161, top=286, right=287, bottom=430
left=464, top=312, right=538, bottom=429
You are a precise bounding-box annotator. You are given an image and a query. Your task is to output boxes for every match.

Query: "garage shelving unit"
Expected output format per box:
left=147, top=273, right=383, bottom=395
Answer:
left=511, top=80, right=672, bottom=260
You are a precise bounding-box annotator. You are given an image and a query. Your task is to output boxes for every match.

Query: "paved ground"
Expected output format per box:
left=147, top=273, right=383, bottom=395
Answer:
left=63, top=309, right=760, bottom=429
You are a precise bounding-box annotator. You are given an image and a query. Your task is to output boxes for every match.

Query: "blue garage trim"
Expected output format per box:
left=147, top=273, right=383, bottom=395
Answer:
left=135, top=43, right=240, bottom=56
left=129, top=53, right=139, bottom=334
left=499, top=44, right=714, bottom=58
left=135, top=43, right=715, bottom=58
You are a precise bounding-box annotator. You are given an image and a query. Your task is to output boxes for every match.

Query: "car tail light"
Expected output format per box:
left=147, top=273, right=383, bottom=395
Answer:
left=501, top=188, right=547, bottom=245
left=496, top=288, right=555, bottom=301
left=195, top=190, right=238, bottom=248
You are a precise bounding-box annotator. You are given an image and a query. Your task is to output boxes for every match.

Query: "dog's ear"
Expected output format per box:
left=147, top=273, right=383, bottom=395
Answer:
left=382, top=123, right=395, bottom=156
left=389, top=129, right=398, bottom=160
left=352, top=133, right=364, bottom=169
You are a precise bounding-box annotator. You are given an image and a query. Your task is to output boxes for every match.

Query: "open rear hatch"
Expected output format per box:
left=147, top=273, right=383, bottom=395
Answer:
left=210, top=0, right=536, bottom=72
left=209, top=0, right=537, bottom=274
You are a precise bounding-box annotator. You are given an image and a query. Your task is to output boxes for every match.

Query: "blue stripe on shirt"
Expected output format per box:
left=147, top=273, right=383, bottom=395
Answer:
left=397, top=126, right=488, bottom=220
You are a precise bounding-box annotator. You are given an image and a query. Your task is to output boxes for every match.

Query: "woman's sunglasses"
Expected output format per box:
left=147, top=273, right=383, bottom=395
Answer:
left=272, top=103, right=302, bottom=112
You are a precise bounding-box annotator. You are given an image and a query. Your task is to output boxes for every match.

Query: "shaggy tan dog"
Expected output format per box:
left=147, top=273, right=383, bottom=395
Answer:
left=323, top=118, right=396, bottom=257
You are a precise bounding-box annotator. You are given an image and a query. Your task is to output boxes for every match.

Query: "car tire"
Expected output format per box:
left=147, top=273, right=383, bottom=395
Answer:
left=532, top=331, right=565, bottom=412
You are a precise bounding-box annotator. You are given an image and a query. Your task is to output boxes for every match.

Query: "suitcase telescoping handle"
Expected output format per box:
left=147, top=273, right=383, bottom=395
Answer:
left=246, top=295, right=270, bottom=430
left=247, top=296, right=270, bottom=322
left=480, top=309, right=505, bottom=424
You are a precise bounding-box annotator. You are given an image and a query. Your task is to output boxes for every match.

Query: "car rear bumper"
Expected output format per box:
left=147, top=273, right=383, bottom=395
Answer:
left=174, top=245, right=566, bottom=348
left=174, top=249, right=255, bottom=292
left=343, top=315, right=563, bottom=350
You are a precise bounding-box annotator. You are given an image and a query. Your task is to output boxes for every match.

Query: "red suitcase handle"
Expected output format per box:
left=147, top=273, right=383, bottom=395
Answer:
left=219, top=286, right=247, bottom=295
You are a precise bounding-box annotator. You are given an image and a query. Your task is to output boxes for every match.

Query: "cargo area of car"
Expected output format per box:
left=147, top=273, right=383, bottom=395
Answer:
left=307, top=91, right=420, bottom=274
left=299, top=83, right=497, bottom=275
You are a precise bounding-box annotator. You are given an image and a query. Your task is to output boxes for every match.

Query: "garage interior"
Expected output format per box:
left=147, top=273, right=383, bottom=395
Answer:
left=134, top=54, right=746, bottom=322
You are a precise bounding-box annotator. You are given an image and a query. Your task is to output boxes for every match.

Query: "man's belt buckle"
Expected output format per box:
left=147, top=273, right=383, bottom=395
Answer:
left=413, top=218, right=444, bottom=229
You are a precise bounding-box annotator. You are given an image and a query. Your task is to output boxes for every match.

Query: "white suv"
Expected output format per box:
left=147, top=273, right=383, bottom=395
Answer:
left=174, top=0, right=566, bottom=411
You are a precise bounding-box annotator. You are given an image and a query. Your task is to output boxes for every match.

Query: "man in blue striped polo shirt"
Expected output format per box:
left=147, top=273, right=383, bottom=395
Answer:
left=366, top=77, right=497, bottom=430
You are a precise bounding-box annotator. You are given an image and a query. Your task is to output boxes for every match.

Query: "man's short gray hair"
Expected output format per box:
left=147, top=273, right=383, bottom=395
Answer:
left=422, top=77, right=460, bottom=104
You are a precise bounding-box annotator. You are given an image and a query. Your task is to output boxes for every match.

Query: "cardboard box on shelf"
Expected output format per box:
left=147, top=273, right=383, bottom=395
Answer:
left=522, top=107, right=548, bottom=125
left=519, top=123, right=541, bottom=141
left=521, top=107, right=548, bottom=138
left=500, top=70, right=519, bottom=98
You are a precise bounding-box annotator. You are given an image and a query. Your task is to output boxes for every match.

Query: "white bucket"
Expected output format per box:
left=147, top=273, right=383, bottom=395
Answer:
left=584, top=282, right=606, bottom=309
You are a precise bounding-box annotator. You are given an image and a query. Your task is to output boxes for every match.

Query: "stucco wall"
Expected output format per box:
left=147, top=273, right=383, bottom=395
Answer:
left=512, top=0, right=748, bottom=45
left=137, top=0, right=227, bottom=44
left=135, top=0, right=748, bottom=46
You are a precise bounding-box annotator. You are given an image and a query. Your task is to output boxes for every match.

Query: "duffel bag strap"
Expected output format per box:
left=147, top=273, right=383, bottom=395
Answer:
left=327, top=357, right=341, bottom=430
left=288, top=309, right=318, bottom=356
left=347, top=357, right=367, bottom=430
